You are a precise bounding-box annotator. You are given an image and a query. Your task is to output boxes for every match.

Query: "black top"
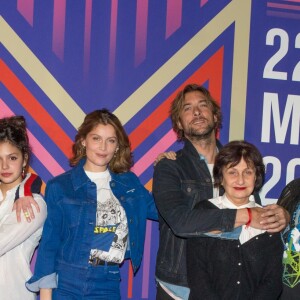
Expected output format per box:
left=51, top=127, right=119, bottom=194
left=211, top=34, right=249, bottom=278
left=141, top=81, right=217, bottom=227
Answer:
left=187, top=230, right=284, bottom=300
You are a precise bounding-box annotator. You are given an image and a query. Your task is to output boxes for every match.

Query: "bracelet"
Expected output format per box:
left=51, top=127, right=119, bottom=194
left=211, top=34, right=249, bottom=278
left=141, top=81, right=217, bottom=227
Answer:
left=245, top=208, right=252, bottom=228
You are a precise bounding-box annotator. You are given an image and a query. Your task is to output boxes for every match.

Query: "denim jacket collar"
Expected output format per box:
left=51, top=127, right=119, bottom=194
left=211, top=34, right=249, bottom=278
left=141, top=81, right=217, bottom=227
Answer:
left=71, top=158, right=92, bottom=191
left=182, top=138, right=222, bottom=159
left=71, top=158, right=125, bottom=191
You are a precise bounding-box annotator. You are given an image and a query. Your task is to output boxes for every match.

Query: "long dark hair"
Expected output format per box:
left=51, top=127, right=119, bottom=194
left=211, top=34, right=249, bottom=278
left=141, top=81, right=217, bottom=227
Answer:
left=0, top=116, right=31, bottom=173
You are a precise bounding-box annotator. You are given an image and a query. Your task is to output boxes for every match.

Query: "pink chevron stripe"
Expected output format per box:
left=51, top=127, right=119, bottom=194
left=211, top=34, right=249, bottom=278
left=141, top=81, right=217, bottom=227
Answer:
left=135, top=0, right=148, bottom=66
left=267, top=10, right=300, bottom=18
left=284, top=0, right=300, bottom=2
left=200, top=0, right=209, bottom=7
left=0, top=99, right=65, bottom=177
left=52, top=0, right=66, bottom=61
left=27, top=132, right=65, bottom=176
left=268, top=2, right=300, bottom=10
left=84, top=0, right=93, bottom=79
left=142, top=220, right=152, bottom=297
left=109, top=0, right=118, bottom=83
left=17, top=0, right=34, bottom=26
left=131, top=129, right=177, bottom=176
left=165, top=0, right=182, bottom=39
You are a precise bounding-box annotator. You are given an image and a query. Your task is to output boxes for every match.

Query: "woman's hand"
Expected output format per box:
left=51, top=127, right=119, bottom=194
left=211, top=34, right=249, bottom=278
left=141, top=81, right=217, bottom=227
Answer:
left=12, top=196, right=40, bottom=223
left=154, top=151, right=177, bottom=166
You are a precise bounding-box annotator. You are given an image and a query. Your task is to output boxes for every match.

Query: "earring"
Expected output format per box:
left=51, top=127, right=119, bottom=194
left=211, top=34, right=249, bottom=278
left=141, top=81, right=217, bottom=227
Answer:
left=22, top=167, right=25, bottom=179
left=114, top=148, right=119, bottom=158
left=80, top=146, right=86, bottom=156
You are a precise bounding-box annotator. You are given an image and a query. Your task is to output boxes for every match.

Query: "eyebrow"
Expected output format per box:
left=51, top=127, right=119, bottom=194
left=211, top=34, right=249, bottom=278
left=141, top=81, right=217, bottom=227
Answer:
left=183, top=99, right=208, bottom=107
left=90, top=133, right=117, bottom=139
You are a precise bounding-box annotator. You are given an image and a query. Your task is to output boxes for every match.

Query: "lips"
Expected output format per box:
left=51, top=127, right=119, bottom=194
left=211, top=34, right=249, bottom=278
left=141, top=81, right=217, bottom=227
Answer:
left=191, top=117, right=206, bottom=125
left=1, top=173, right=12, bottom=177
left=234, top=187, right=247, bottom=191
left=96, top=154, right=107, bottom=158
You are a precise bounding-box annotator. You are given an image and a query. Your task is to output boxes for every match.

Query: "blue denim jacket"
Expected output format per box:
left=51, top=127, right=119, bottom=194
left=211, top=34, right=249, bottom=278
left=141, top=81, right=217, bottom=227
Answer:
left=26, top=158, right=157, bottom=290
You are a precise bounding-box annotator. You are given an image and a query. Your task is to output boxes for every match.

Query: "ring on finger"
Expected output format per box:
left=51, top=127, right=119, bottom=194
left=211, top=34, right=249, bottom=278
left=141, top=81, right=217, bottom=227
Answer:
left=24, top=211, right=30, bottom=218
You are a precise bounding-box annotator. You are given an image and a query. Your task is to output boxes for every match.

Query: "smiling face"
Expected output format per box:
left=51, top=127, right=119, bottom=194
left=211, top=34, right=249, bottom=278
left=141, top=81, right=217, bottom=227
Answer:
left=222, top=158, right=256, bottom=206
left=177, top=91, right=217, bottom=141
left=81, top=123, right=119, bottom=172
left=0, top=141, right=27, bottom=195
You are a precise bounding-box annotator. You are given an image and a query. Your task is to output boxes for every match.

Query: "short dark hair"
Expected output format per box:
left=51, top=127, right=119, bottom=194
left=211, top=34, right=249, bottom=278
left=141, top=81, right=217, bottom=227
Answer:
left=213, top=140, right=265, bottom=193
left=170, top=84, right=222, bottom=141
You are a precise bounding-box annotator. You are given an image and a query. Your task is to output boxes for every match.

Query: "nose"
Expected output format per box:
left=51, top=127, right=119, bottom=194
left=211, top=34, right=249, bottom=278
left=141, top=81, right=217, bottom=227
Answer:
left=1, top=159, right=9, bottom=170
left=237, top=173, right=245, bottom=185
left=99, top=141, right=106, bottom=151
left=193, top=107, right=200, bottom=116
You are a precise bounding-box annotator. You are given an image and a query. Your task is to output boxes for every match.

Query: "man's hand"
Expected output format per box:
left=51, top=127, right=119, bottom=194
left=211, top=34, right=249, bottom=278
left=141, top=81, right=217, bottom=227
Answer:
left=260, top=204, right=290, bottom=233
left=154, top=151, right=177, bottom=166
left=12, top=196, right=40, bottom=223
left=236, top=205, right=289, bottom=233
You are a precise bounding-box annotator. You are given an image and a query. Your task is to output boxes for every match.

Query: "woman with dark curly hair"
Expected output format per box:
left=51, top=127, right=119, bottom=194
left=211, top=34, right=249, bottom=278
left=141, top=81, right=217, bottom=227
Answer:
left=187, top=140, right=284, bottom=300
left=26, top=109, right=157, bottom=300
left=0, top=116, right=46, bottom=299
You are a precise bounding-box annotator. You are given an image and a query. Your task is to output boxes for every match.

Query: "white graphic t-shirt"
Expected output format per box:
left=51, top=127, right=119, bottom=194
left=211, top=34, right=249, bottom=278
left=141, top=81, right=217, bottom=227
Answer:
left=86, top=169, right=128, bottom=264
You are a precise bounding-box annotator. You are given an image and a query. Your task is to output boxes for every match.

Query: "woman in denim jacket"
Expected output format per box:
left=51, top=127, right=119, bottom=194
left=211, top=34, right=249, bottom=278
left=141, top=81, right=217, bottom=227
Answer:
left=26, top=109, right=157, bottom=300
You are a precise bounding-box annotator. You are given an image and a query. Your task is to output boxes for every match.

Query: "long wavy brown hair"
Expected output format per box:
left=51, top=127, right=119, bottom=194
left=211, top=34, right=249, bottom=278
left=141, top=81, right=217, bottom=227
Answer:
left=69, top=109, right=133, bottom=173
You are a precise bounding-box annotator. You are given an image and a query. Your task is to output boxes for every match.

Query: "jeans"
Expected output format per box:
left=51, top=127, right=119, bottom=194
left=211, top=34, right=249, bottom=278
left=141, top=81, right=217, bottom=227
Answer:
left=156, top=279, right=190, bottom=300
left=52, top=262, right=121, bottom=299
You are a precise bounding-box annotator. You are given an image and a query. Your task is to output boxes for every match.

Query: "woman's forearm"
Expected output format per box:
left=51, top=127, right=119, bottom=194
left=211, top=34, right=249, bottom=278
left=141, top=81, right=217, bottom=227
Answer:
left=40, top=288, right=52, bottom=300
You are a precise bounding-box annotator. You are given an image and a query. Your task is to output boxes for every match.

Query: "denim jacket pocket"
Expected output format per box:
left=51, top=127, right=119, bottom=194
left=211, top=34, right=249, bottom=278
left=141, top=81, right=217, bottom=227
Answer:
left=60, top=198, right=83, bottom=261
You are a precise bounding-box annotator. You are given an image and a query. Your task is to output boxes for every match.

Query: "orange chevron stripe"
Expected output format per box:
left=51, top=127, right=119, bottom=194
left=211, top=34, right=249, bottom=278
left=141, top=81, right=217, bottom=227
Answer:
left=129, top=47, right=223, bottom=150
left=0, top=59, right=73, bottom=158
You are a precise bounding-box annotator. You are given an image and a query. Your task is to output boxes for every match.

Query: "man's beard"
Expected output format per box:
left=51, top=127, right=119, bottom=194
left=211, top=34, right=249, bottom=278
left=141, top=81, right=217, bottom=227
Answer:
left=187, top=123, right=215, bottom=141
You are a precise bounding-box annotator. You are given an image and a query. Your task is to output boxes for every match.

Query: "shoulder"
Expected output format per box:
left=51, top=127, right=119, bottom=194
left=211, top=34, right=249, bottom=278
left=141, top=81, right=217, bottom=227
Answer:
left=47, top=169, right=73, bottom=185
left=154, top=149, right=185, bottom=170
left=44, top=170, right=75, bottom=198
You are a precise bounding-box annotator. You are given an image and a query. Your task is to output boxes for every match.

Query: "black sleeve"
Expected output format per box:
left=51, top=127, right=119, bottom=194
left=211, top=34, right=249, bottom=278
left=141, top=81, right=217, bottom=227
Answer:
left=153, top=160, right=236, bottom=237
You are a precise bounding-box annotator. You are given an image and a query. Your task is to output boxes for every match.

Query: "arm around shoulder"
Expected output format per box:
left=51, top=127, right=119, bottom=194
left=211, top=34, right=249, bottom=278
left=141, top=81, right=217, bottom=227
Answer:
left=153, top=161, right=236, bottom=236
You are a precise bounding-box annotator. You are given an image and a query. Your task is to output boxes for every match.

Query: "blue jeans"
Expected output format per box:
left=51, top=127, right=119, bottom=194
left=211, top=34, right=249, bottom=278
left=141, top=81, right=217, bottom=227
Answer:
left=53, top=262, right=121, bottom=299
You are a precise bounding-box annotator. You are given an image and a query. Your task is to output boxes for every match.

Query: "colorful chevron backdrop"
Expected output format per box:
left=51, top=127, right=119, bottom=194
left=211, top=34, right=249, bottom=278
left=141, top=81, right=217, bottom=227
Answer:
left=1, top=0, right=300, bottom=299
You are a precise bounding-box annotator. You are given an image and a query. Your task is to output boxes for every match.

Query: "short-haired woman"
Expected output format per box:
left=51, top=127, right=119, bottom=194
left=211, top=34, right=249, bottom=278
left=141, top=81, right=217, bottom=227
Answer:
left=187, top=140, right=284, bottom=300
